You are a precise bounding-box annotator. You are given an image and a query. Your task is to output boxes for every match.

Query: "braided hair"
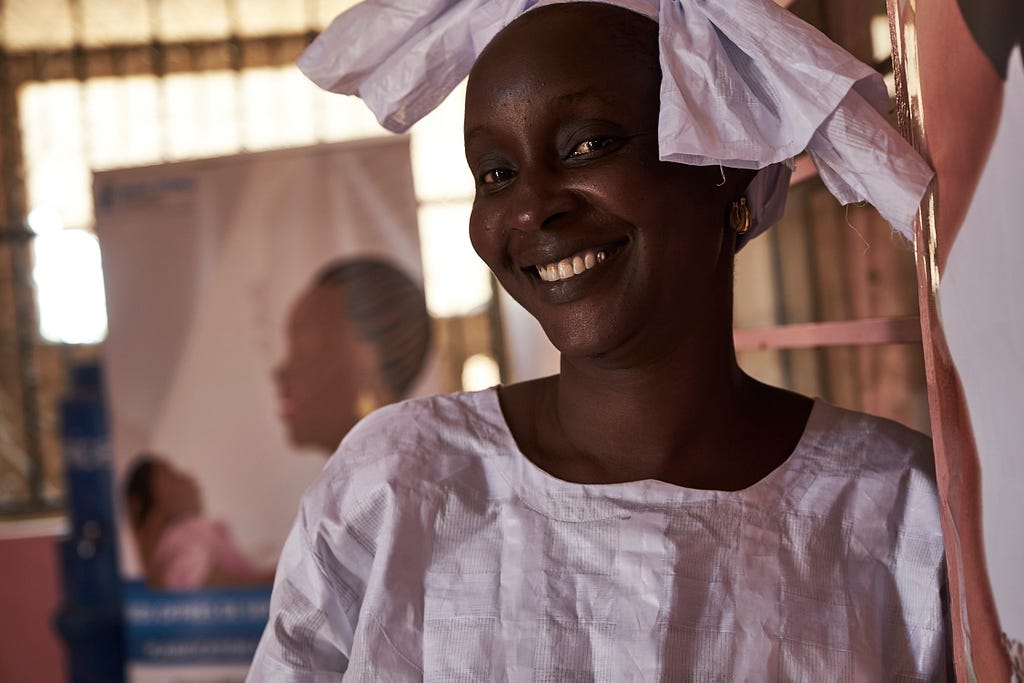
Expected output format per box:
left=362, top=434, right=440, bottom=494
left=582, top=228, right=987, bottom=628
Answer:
left=315, top=258, right=431, bottom=398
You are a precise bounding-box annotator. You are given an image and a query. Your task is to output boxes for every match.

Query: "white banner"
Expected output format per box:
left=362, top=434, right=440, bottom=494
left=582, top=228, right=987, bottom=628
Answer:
left=95, top=137, right=435, bottom=679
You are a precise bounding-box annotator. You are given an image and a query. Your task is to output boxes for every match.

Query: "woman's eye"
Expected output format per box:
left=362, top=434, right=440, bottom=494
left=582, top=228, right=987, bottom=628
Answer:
left=480, top=168, right=514, bottom=185
left=568, top=137, right=616, bottom=159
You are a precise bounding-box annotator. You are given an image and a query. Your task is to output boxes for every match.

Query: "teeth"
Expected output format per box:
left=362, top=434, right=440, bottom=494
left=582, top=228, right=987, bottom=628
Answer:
left=536, top=248, right=608, bottom=282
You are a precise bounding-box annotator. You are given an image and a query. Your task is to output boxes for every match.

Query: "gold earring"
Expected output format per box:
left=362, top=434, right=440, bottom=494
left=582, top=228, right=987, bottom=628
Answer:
left=355, top=390, right=379, bottom=419
left=729, top=197, right=751, bottom=235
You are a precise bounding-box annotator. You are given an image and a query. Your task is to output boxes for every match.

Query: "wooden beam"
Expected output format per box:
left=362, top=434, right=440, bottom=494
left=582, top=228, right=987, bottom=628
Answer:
left=734, top=315, right=922, bottom=351
left=6, top=33, right=313, bottom=84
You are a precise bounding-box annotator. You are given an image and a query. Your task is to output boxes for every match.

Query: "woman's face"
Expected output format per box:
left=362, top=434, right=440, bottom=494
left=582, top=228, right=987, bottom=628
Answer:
left=274, top=283, right=379, bottom=452
left=464, top=4, right=736, bottom=360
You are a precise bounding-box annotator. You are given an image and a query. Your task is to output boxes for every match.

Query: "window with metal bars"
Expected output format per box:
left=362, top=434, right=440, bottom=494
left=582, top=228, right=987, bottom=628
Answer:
left=0, top=0, right=502, bottom=516
left=0, top=0, right=925, bottom=518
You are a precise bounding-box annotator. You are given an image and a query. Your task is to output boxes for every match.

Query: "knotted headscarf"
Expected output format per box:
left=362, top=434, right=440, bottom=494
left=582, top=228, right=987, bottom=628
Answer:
left=298, top=0, right=933, bottom=243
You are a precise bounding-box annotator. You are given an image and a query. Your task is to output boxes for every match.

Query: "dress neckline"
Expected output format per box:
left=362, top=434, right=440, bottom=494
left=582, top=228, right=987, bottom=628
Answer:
left=474, top=387, right=830, bottom=513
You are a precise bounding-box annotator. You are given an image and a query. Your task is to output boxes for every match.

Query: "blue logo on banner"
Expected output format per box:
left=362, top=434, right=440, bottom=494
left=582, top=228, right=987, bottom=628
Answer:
left=96, top=176, right=195, bottom=213
left=122, top=581, right=270, bottom=664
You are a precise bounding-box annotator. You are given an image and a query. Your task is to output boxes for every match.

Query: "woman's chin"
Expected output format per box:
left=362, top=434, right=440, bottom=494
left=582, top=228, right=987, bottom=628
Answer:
left=541, top=321, right=633, bottom=362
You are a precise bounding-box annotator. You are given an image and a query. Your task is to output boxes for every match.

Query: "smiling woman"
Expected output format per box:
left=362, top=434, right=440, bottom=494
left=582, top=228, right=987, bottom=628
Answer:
left=248, top=1, right=949, bottom=680
left=465, top=11, right=740, bottom=365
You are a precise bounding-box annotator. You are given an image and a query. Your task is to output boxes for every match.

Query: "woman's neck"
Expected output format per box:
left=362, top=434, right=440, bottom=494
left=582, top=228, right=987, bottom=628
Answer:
left=499, top=337, right=811, bottom=490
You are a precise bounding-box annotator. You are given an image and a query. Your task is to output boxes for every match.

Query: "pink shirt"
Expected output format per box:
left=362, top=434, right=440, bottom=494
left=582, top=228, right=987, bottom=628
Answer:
left=152, top=515, right=264, bottom=590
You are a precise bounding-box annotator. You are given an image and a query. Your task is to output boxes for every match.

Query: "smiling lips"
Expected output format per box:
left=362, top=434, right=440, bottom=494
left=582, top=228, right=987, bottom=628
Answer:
left=535, top=248, right=608, bottom=282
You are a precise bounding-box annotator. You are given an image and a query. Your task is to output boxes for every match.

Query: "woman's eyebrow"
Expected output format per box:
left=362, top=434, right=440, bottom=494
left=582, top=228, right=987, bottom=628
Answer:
left=464, top=124, right=488, bottom=146
left=550, top=88, right=613, bottom=107
left=465, top=88, right=616, bottom=144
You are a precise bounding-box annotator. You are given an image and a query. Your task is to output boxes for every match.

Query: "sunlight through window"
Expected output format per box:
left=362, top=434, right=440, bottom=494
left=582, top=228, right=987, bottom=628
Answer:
left=30, top=208, right=108, bottom=344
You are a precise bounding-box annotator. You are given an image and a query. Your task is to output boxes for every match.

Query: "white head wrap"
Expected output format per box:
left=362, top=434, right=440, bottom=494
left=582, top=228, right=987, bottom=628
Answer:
left=298, top=0, right=933, bottom=242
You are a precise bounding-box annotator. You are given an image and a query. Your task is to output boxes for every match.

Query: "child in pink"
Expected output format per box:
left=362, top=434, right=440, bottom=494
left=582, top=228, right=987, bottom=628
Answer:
left=125, top=455, right=275, bottom=590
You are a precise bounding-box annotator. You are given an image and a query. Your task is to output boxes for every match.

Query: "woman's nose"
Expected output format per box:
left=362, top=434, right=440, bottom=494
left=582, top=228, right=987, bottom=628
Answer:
left=506, top=166, right=577, bottom=232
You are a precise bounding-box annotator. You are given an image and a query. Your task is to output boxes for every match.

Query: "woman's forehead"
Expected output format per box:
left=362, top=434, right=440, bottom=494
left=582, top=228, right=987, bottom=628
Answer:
left=467, top=4, right=658, bottom=103
left=529, top=0, right=658, bottom=22
left=486, top=3, right=656, bottom=57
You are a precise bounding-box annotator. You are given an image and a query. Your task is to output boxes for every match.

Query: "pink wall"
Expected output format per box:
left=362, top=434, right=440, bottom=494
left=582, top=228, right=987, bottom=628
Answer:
left=0, top=534, right=66, bottom=683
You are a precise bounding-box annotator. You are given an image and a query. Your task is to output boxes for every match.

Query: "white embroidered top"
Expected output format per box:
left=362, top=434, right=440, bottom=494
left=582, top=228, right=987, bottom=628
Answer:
left=248, top=389, right=949, bottom=681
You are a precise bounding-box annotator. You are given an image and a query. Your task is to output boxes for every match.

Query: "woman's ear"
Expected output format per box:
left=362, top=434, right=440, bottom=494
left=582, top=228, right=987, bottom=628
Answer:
left=717, top=166, right=758, bottom=241
left=713, top=168, right=752, bottom=216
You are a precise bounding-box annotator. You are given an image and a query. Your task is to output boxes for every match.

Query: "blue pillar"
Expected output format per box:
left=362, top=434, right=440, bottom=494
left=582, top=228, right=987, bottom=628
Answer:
left=53, top=362, right=125, bottom=683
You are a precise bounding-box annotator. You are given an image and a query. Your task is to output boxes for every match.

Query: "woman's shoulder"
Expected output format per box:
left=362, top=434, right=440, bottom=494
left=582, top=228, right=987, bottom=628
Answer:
left=316, top=388, right=511, bottom=496
left=290, top=389, right=514, bottom=576
left=795, top=400, right=940, bottom=533
left=800, top=399, right=934, bottom=475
